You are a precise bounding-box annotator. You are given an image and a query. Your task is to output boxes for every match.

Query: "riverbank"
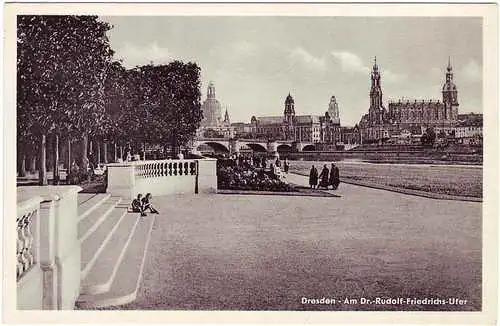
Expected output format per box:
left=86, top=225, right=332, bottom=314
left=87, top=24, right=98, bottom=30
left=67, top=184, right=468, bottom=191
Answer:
left=288, top=160, right=482, bottom=199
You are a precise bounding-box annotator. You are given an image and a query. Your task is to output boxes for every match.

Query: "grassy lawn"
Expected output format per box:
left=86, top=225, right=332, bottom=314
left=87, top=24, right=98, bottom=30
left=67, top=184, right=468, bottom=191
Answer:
left=289, top=161, right=482, bottom=198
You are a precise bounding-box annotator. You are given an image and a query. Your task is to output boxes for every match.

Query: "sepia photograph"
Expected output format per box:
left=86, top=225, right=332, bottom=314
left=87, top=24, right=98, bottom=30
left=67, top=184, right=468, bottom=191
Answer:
left=3, top=2, right=498, bottom=325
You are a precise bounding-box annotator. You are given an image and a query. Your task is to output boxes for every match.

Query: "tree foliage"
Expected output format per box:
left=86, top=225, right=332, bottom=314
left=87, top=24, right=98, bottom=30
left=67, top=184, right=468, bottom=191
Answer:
left=17, top=15, right=114, bottom=140
left=124, top=61, right=203, bottom=154
left=421, top=127, right=436, bottom=146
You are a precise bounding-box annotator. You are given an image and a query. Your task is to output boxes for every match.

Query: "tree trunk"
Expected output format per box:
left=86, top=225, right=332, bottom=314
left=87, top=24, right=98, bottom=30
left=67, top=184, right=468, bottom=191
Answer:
left=103, top=141, right=108, bottom=164
left=29, top=154, right=36, bottom=174
left=81, top=133, right=89, bottom=171
left=142, top=143, right=146, bottom=160
left=114, top=143, right=117, bottom=162
left=120, top=145, right=123, bottom=161
left=67, top=138, right=71, bottom=172
left=39, top=134, right=48, bottom=186
left=53, top=134, right=60, bottom=185
left=97, top=141, right=101, bottom=164
left=18, top=152, right=26, bottom=177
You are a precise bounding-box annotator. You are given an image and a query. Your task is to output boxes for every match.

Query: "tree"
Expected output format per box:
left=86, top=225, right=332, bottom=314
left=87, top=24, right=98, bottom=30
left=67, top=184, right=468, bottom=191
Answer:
left=420, top=127, right=436, bottom=147
left=130, top=61, right=203, bottom=156
left=17, top=16, right=115, bottom=185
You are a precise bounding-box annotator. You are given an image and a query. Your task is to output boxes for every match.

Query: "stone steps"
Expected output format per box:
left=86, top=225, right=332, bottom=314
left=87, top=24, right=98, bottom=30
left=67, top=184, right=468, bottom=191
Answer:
left=76, top=213, right=155, bottom=309
left=78, top=197, right=121, bottom=242
left=77, top=193, right=111, bottom=221
left=80, top=206, right=129, bottom=280
left=79, top=212, right=140, bottom=296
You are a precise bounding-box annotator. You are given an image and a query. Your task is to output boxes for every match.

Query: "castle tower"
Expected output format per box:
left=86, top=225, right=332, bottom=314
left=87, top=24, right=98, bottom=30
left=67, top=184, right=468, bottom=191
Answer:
left=369, top=57, right=386, bottom=125
left=442, top=57, right=459, bottom=122
left=328, top=95, right=340, bottom=125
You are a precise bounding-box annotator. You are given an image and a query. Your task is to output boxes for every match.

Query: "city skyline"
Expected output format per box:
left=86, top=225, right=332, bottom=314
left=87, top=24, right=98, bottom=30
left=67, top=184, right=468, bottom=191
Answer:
left=101, top=16, right=482, bottom=126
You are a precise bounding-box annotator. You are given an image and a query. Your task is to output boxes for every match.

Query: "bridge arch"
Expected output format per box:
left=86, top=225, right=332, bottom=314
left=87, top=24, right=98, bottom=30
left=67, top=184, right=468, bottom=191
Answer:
left=302, top=144, right=316, bottom=151
left=245, top=143, right=267, bottom=153
left=277, top=144, right=292, bottom=153
left=197, top=141, right=230, bottom=154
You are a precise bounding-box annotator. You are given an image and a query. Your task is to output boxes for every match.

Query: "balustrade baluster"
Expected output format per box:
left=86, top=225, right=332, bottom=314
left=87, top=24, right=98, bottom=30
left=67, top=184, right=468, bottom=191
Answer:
left=174, top=163, right=178, bottom=176
left=190, top=162, right=196, bottom=175
left=168, top=163, right=172, bottom=176
left=16, top=210, right=35, bottom=280
left=184, top=162, right=189, bottom=175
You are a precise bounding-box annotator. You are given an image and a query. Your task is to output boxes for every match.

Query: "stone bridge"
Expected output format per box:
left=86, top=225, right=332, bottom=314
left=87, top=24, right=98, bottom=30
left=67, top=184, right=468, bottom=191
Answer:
left=193, top=138, right=316, bottom=155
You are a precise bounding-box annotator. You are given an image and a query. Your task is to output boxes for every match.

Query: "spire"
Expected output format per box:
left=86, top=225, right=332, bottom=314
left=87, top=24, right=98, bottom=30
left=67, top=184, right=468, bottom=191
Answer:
left=447, top=56, right=452, bottom=72
left=224, top=107, right=230, bottom=122
left=373, top=56, right=378, bottom=71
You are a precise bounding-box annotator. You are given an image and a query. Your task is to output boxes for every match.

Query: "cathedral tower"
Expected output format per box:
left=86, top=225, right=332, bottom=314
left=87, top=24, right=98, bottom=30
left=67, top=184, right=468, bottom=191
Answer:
left=284, top=93, right=296, bottom=140
left=369, top=57, right=386, bottom=125
left=328, top=96, right=340, bottom=125
left=442, top=57, right=459, bottom=121
left=284, top=93, right=295, bottom=121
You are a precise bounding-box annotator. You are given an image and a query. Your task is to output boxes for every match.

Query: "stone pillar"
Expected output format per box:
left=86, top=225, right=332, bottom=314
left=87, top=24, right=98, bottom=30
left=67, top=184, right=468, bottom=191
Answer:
left=267, top=141, right=278, bottom=159
left=197, top=158, right=217, bottom=193
left=293, top=141, right=303, bottom=152
left=106, top=163, right=136, bottom=199
left=229, top=139, right=239, bottom=156
left=17, top=186, right=82, bottom=310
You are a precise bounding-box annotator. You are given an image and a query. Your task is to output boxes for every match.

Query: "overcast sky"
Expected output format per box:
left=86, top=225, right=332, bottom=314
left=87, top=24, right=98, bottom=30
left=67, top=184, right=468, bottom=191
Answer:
left=101, top=16, right=482, bottom=126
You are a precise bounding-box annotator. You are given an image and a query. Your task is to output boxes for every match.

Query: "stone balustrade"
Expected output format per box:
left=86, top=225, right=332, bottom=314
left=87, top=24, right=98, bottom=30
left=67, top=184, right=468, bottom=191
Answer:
left=16, top=196, right=43, bottom=310
left=17, top=197, right=41, bottom=282
left=107, top=158, right=217, bottom=199
left=17, top=186, right=82, bottom=310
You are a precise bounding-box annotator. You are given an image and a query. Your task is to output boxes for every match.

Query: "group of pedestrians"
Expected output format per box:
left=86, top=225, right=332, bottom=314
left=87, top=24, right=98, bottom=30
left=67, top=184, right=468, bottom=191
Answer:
left=131, top=193, right=159, bottom=217
left=309, top=163, right=340, bottom=190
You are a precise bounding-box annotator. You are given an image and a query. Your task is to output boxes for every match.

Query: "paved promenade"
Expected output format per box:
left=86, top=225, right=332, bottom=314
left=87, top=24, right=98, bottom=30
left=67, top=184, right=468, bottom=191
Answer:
left=120, top=175, right=481, bottom=311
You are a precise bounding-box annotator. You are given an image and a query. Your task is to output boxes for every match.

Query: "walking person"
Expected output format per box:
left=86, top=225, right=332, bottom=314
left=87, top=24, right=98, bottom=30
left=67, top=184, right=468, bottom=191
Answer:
left=309, top=165, right=318, bottom=189
left=332, top=164, right=340, bottom=190
left=284, top=158, right=289, bottom=174
left=329, top=163, right=336, bottom=189
left=318, top=164, right=330, bottom=189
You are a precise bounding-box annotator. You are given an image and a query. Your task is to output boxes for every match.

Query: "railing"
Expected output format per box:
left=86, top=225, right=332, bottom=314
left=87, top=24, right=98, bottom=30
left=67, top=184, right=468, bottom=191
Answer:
left=107, top=158, right=217, bottom=199
left=134, top=160, right=197, bottom=179
left=16, top=197, right=42, bottom=281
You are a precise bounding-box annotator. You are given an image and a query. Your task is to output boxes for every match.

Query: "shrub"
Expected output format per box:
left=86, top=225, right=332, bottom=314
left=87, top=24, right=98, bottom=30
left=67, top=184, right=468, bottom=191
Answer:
left=217, top=166, right=295, bottom=192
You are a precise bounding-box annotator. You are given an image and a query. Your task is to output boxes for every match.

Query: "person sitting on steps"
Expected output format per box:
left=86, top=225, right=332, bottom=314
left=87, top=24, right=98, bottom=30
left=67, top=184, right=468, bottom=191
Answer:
left=131, top=193, right=146, bottom=217
left=141, top=193, right=159, bottom=214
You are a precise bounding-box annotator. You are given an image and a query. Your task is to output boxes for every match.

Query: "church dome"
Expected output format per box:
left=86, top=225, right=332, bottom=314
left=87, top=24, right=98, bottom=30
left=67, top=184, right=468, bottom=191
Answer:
left=201, top=81, right=223, bottom=127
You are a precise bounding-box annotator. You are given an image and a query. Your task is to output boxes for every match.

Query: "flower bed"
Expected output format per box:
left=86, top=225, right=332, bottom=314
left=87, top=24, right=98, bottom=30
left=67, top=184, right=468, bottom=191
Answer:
left=217, top=166, right=296, bottom=192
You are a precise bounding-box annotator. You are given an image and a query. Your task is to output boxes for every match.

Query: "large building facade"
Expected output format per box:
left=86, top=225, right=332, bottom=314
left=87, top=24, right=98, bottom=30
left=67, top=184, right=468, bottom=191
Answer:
left=359, top=58, right=459, bottom=144
left=248, top=93, right=336, bottom=143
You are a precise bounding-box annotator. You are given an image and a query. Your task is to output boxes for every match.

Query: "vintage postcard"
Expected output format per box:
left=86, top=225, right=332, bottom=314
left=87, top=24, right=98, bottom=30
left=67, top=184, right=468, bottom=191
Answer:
left=3, top=2, right=498, bottom=325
